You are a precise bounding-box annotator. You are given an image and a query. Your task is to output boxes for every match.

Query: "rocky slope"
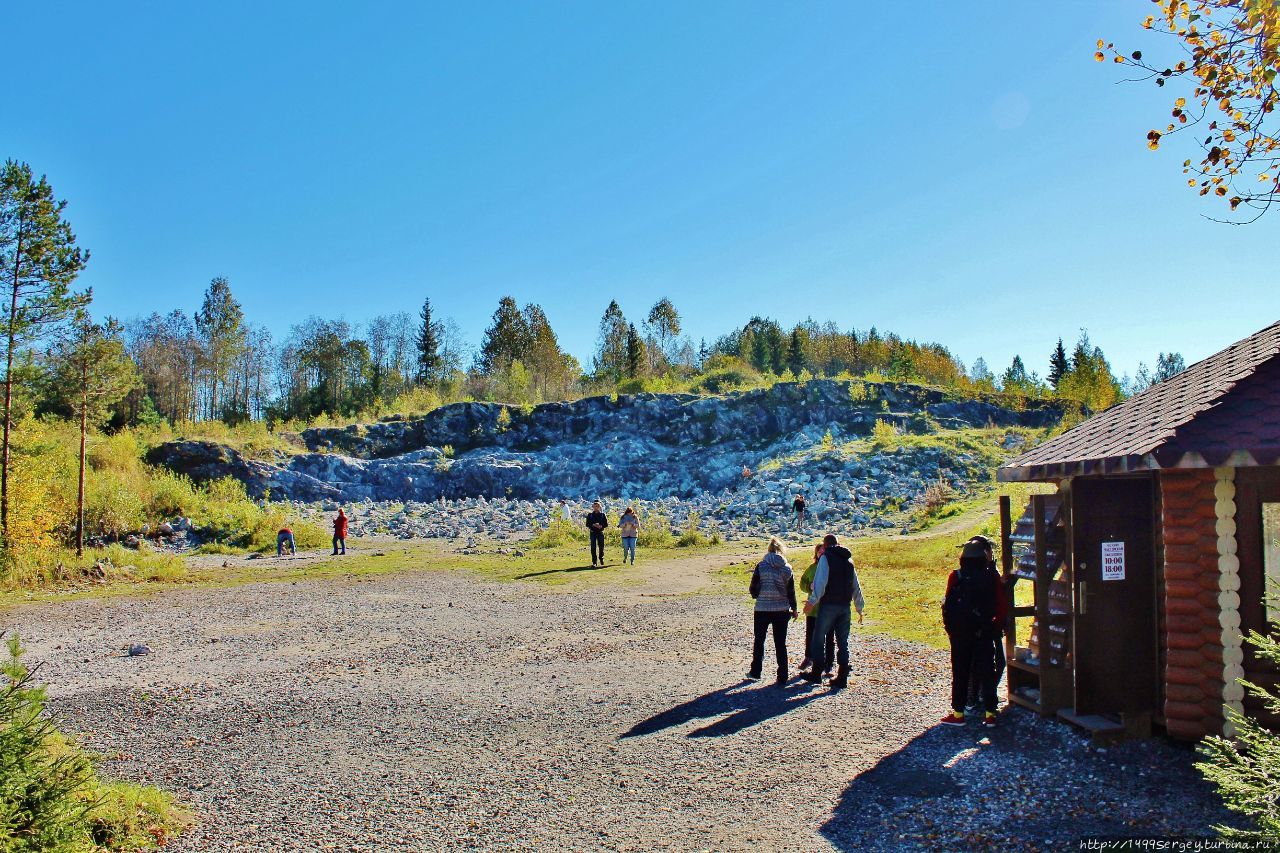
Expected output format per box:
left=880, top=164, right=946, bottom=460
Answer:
left=148, top=380, right=1063, bottom=539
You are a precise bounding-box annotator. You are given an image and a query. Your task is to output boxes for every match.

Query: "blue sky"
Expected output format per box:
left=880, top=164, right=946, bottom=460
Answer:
left=6, top=2, right=1276, bottom=380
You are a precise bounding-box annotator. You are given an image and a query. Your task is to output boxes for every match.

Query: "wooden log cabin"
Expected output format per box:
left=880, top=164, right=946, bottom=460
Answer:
left=996, top=320, right=1280, bottom=740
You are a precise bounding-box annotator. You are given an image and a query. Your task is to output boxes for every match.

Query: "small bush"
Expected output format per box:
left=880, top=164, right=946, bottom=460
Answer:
left=871, top=419, right=900, bottom=450
left=637, top=511, right=674, bottom=548
left=676, top=512, right=707, bottom=547
left=922, top=477, right=955, bottom=517
left=529, top=517, right=587, bottom=549
left=0, top=635, right=188, bottom=850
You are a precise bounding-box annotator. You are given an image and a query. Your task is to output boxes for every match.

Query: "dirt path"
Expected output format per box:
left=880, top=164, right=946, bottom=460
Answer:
left=6, top=553, right=1231, bottom=851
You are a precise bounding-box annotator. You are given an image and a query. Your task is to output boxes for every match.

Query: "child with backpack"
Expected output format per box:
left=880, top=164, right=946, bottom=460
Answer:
left=940, top=539, right=1005, bottom=727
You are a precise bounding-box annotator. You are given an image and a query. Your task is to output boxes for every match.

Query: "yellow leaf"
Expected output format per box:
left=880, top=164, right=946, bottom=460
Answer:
left=1095, top=51, right=1105, bottom=62
left=1175, top=97, right=1187, bottom=108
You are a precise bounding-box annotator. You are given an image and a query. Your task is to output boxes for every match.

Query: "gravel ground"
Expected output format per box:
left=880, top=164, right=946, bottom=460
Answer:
left=6, top=553, right=1234, bottom=851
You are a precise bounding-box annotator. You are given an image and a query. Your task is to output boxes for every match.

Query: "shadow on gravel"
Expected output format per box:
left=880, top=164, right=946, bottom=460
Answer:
left=818, top=709, right=1239, bottom=851
left=621, top=681, right=829, bottom=740
left=515, top=564, right=613, bottom=579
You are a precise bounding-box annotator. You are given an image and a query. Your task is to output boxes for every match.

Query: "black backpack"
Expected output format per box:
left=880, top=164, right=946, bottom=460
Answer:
left=943, top=564, right=997, bottom=637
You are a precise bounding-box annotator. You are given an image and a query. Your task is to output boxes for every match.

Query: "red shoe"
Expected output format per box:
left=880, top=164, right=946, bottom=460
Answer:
left=983, top=712, right=998, bottom=728
left=940, top=711, right=966, bottom=727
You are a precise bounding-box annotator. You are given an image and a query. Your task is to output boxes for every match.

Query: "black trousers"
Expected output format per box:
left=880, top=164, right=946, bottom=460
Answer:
left=751, top=611, right=789, bottom=676
left=589, top=530, right=605, bottom=564
left=804, top=615, right=835, bottom=671
left=950, top=631, right=997, bottom=713
left=967, top=636, right=1006, bottom=706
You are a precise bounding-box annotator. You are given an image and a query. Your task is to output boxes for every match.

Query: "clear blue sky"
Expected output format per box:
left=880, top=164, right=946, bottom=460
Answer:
left=6, top=1, right=1276, bottom=380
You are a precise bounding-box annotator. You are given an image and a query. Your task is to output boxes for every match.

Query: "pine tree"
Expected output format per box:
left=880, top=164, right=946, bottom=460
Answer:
left=476, top=296, right=529, bottom=375
left=787, top=329, right=807, bottom=376
left=415, top=298, right=442, bottom=384
left=194, top=277, right=246, bottom=420
left=1001, top=355, right=1031, bottom=392
left=523, top=304, right=566, bottom=398
left=1048, top=338, right=1069, bottom=389
left=0, top=161, right=90, bottom=543
left=594, top=301, right=628, bottom=380
left=625, top=323, right=646, bottom=379
left=50, top=313, right=140, bottom=556
left=1155, top=351, right=1186, bottom=383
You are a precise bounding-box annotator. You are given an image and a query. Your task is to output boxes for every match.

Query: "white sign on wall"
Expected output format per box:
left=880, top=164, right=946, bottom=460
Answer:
left=1102, top=541, right=1126, bottom=581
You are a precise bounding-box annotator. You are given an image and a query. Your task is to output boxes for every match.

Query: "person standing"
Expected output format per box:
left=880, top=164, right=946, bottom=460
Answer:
left=801, top=533, right=865, bottom=690
left=277, top=527, right=296, bottom=556
left=585, top=501, right=608, bottom=567
left=798, top=541, right=836, bottom=677
left=792, top=493, right=807, bottom=531
left=332, top=509, right=349, bottom=556
left=963, top=535, right=1008, bottom=716
left=618, top=507, right=640, bottom=566
left=940, top=539, right=1003, bottom=728
left=748, top=536, right=797, bottom=684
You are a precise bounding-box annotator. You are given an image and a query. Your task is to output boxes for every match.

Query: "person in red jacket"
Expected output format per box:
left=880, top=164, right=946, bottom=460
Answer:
left=332, top=509, right=349, bottom=556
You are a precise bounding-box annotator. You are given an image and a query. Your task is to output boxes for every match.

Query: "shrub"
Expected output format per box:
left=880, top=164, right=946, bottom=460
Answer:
left=0, top=634, right=95, bottom=848
left=676, top=512, right=707, bottom=547
left=871, top=419, right=900, bottom=450
left=84, top=474, right=148, bottom=541
left=0, top=635, right=188, bottom=850
left=637, top=511, right=674, bottom=548
left=529, top=517, right=587, bottom=549
left=921, top=477, right=955, bottom=517
left=1197, top=615, right=1280, bottom=840
left=147, top=470, right=202, bottom=519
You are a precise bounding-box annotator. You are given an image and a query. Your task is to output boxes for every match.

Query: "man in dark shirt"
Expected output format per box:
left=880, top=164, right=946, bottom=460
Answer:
left=585, top=501, right=608, bottom=567
left=793, top=493, right=807, bottom=531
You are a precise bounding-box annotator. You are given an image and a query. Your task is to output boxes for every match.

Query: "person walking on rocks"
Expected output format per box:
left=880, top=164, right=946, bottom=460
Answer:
left=332, top=509, right=349, bottom=556
left=586, top=501, right=608, bottom=566
left=801, top=533, right=864, bottom=690
left=277, top=527, right=296, bottom=557
left=798, top=541, right=836, bottom=677
left=940, top=539, right=1003, bottom=728
left=618, top=507, right=640, bottom=565
left=748, top=536, right=797, bottom=684
left=792, top=493, right=807, bottom=531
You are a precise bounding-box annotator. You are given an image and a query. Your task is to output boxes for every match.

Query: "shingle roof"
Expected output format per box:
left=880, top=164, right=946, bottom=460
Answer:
left=999, top=320, right=1280, bottom=482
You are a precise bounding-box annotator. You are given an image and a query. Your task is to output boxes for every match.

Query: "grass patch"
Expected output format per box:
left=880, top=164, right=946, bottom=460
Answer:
left=714, top=482, right=1051, bottom=649
left=851, top=482, right=1051, bottom=648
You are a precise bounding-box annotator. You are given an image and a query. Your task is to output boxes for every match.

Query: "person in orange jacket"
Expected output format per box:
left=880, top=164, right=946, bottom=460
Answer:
left=332, top=509, right=349, bottom=556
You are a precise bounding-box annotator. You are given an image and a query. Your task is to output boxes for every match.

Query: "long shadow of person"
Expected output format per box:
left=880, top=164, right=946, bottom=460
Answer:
left=515, top=564, right=610, bottom=579
left=621, top=680, right=828, bottom=740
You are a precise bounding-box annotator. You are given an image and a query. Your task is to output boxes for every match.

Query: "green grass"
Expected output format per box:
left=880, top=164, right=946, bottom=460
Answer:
left=83, top=779, right=192, bottom=850
left=716, top=482, right=1051, bottom=649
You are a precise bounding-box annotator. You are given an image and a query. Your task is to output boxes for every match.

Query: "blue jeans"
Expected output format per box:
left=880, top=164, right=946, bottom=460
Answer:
left=332, top=535, right=345, bottom=555
left=810, top=604, right=851, bottom=672
left=277, top=532, right=295, bottom=556
left=622, top=537, right=637, bottom=563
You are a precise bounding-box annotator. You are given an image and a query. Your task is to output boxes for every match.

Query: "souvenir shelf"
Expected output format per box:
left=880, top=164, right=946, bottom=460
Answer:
left=1000, top=493, right=1072, bottom=716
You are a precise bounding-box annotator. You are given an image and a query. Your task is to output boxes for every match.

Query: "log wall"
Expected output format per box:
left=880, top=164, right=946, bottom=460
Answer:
left=1160, top=469, right=1225, bottom=739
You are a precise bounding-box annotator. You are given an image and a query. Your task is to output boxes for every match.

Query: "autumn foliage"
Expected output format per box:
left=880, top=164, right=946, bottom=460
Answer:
left=1101, top=0, right=1280, bottom=220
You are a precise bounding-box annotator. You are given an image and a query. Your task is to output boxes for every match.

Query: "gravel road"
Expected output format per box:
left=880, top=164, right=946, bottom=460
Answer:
left=6, top=550, right=1234, bottom=851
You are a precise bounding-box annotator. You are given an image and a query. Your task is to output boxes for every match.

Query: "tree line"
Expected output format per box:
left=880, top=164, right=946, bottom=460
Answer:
left=2, top=159, right=1187, bottom=549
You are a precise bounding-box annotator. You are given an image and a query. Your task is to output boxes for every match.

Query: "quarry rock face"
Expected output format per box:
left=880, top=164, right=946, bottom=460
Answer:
left=147, top=380, right=1065, bottom=538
